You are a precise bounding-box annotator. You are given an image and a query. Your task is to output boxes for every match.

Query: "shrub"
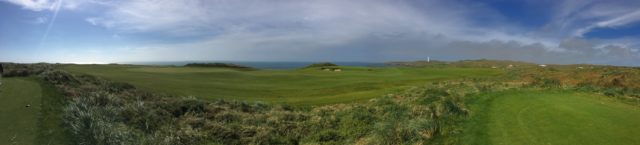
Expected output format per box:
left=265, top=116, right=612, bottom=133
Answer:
left=603, top=88, right=621, bottom=97
left=304, top=62, right=338, bottom=68
left=530, top=77, right=562, bottom=88
left=1, top=63, right=53, bottom=77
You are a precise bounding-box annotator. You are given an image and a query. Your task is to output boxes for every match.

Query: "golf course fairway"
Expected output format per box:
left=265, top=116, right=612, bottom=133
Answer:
left=0, top=78, right=42, bottom=145
left=62, top=65, right=502, bottom=106
left=0, top=77, right=70, bottom=145
left=464, top=89, right=640, bottom=145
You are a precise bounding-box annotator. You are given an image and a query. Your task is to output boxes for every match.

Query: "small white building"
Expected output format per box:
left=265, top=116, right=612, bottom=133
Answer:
left=539, top=64, right=547, bottom=67
left=321, top=67, right=342, bottom=72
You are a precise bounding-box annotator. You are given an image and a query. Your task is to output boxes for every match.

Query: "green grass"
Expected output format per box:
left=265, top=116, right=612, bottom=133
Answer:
left=0, top=77, right=71, bottom=145
left=463, top=89, right=640, bottom=145
left=61, top=65, right=502, bottom=106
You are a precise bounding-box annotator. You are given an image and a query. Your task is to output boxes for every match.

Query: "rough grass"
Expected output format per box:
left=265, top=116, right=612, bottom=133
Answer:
left=33, top=69, right=485, bottom=145
left=61, top=65, right=502, bottom=106
left=463, top=89, right=640, bottom=145
left=0, top=77, right=71, bottom=145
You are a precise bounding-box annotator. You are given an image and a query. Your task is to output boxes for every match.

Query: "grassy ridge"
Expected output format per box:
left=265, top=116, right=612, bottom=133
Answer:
left=36, top=78, right=73, bottom=145
left=61, top=65, right=502, bottom=105
left=463, top=89, right=640, bottom=144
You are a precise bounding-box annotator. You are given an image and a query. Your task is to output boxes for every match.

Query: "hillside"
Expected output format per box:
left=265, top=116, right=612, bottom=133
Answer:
left=387, top=59, right=538, bottom=68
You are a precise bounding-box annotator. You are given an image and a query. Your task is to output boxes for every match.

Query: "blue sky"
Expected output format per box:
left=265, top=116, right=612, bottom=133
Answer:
left=1, top=0, right=639, bottom=66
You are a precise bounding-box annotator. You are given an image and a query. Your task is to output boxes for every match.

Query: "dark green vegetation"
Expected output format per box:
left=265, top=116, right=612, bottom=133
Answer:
left=0, top=77, right=71, bottom=145
left=61, top=64, right=502, bottom=106
left=184, top=63, right=256, bottom=71
left=1, top=63, right=53, bottom=77
left=463, top=89, right=640, bottom=144
left=3, top=60, right=640, bottom=145
left=304, top=62, right=338, bottom=68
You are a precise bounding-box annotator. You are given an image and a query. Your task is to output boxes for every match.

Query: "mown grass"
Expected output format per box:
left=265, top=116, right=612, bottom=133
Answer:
left=36, top=78, right=73, bottom=145
left=463, top=89, right=640, bottom=145
left=0, top=78, right=41, bottom=145
left=61, top=65, right=502, bottom=106
left=0, top=77, right=71, bottom=145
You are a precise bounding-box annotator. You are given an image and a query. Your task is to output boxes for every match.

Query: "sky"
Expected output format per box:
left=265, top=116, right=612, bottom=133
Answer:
left=1, top=0, right=640, bottom=66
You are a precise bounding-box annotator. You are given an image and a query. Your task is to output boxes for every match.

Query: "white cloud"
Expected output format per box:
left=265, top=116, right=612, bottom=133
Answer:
left=3, top=0, right=639, bottom=65
left=560, top=1, right=640, bottom=37
left=575, top=10, right=640, bottom=37
left=595, top=10, right=640, bottom=28
left=87, top=0, right=458, bottom=36
left=74, top=0, right=640, bottom=65
left=2, top=0, right=109, bottom=11
left=31, top=16, right=47, bottom=24
left=85, top=0, right=533, bottom=45
left=4, top=0, right=57, bottom=11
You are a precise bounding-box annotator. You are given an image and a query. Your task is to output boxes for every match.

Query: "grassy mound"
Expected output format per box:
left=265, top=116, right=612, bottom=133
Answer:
left=304, top=62, right=338, bottom=68
left=184, top=63, right=256, bottom=70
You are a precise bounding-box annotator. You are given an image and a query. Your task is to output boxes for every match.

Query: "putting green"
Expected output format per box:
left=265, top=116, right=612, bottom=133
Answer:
left=464, top=90, right=640, bottom=145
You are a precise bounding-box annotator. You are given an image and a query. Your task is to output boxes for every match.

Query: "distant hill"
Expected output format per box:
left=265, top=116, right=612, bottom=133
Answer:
left=184, top=63, right=256, bottom=70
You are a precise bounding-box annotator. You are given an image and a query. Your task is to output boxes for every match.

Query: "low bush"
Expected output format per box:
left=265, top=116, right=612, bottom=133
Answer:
left=304, top=62, right=338, bottom=68
left=1, top=63, right=53, bottom=77
left=529, top=77, right=562, bottom=88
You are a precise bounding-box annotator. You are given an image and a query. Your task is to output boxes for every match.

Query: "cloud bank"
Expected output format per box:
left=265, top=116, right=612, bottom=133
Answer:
left=3, top=0, right=640, bottom=65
